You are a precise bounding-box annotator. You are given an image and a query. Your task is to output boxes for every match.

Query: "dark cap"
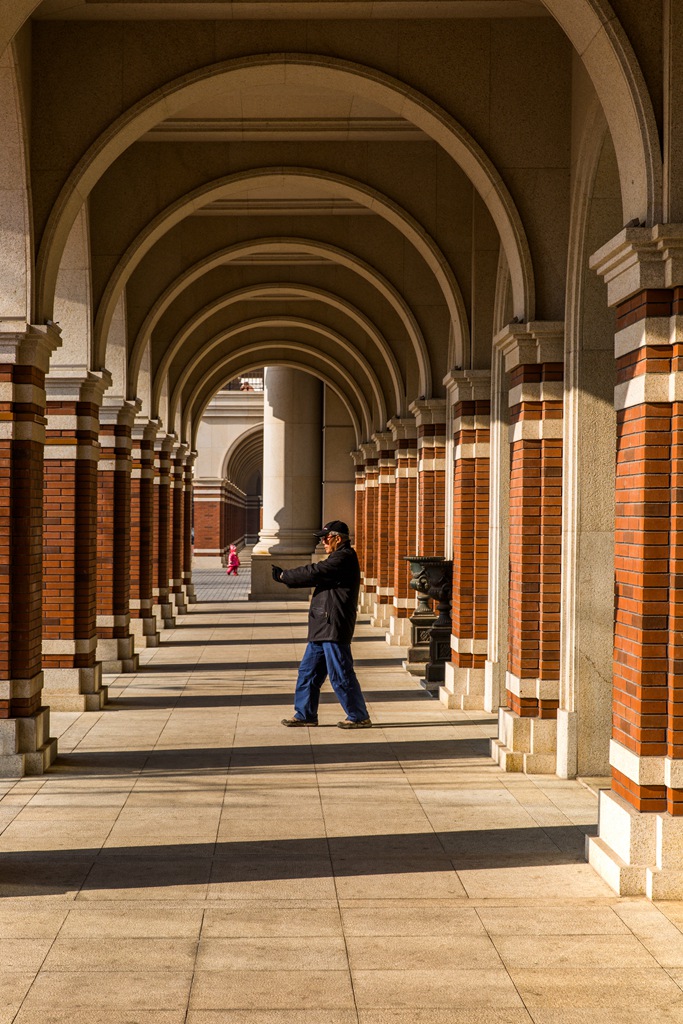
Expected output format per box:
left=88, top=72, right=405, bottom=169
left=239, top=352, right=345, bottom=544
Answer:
left=314, top=520, right=350, bottom=539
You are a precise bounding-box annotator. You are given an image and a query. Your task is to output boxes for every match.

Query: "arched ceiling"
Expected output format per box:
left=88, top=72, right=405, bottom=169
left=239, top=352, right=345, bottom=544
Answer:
left=0, top=0, right=663, bottom=448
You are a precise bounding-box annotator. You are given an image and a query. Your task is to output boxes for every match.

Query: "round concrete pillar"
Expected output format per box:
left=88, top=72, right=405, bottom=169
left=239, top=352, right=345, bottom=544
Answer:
left=251, top=367, right=323, bottom=597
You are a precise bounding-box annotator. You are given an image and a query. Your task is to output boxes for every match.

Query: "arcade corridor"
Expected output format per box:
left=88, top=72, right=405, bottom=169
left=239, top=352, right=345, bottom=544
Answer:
left=1, top=591, right=681, bottom=1022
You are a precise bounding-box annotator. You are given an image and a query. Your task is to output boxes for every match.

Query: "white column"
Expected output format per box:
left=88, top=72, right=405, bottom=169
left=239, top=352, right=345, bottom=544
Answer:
left=250, top=366, right=323, bottom=598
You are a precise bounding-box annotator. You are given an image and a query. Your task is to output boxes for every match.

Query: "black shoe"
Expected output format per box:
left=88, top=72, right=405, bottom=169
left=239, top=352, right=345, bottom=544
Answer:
left=281, top=717, right=318, bottom=727
left=337, top=718, right=372, bottom=729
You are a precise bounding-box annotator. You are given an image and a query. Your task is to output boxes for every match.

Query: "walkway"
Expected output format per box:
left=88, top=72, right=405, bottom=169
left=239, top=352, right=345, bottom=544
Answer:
left=1, top=596, right=683, bottom=1022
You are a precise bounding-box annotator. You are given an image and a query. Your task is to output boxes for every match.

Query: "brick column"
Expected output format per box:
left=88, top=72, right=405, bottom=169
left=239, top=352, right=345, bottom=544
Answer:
left=170, top=442, right=189, bottom=616
left=371, top=431, right=396, bottom=628
left=96, top=399, right=139, bottom=673
left=193, top=478, right=225, bottom=561
left=359, top=442, right=378, bottom=613
left=440, top=371, right=491, bottom=710
left=489, top=323, right=564, bottom=773
left=587, top=226, right=683, bottom=897
left=43, top=368, right=110, bottom=711
left=130, top=417, right=160, bottom=649
left=409, top=399, right=447, bottom=558
left=153, top=434, right=175, bottom=629
left=183, top=451, right=197, bottom=604
left=0, top=326, right=60, bottom=776
left=386, top=418, right=418, bottom=647
left=351, top=450, right=366, bottom=588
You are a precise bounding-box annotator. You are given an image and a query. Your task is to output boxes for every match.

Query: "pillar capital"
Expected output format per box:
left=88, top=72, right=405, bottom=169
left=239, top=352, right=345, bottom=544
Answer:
left=359, top=441, right=378, bottom=464
left=0, top=323, right=61, bottom=372
left=350, top=448, right=366, bottom=468
left=408, top=398, right=447, bottom=428
left=387, top=417, right=417, bottom=443
left=371, top=431, right=395, bottom=459
left=99, top=396, right=141, bottom=429
left=154, top=431, right=176, bottom=455
left=493, top=322, right=564, bottom=372
left=443, top=369, right=492, bottom=405
left=45, top=366, right=112, bottom=405
left=132, top=414, right=160, bottom=444
left=590, top=224, right=683, bottom=307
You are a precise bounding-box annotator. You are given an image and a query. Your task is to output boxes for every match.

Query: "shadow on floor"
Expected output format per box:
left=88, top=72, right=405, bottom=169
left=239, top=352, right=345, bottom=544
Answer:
left=109, top=689, right=441, bottom=709
left=51, top=738, right=492, bottom=775
left=0, top=826, right=597, bottom=898
left=137, top=658, right=402, bottom=673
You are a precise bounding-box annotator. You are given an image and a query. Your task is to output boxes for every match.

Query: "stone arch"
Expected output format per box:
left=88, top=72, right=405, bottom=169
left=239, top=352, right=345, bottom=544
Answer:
left=186, top=348, right=367, bottom=449
left=171, top=323, right=383, bottom=439
left=51, top=204, right=93, bottom=370
left=35, top=54, right=532, bottom=329
left=129, top=238, right=431, bottom=400
left=541, top=0, right=661, bottom=223
left=222, top=423, right=264, bottom=493
left=154, top=283, right=406, bottom=420
left=0, top=44, right=32, bottom=326
left=93, top=168, right=468, bottom=381
left=558, top=92, right=622, bottom=778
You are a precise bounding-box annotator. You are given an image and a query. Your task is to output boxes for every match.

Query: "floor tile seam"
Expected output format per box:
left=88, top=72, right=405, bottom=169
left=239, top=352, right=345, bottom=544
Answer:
left=10, top=907, right=68, bottom=1021
left=314, top=757, right=361, bottom=1024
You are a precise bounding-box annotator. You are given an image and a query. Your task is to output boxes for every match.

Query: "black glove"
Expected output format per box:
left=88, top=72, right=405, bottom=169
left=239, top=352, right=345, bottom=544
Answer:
left=272, top=565, right=284, bottom=582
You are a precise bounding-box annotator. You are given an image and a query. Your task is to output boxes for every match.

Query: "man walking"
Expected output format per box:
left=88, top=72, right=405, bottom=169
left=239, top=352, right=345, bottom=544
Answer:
left=272, top=520, right=372, bottom=729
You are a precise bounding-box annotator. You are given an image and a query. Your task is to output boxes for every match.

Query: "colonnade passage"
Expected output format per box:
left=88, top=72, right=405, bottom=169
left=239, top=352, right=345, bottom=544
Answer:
left=4, top=581, right=683, bottom=1022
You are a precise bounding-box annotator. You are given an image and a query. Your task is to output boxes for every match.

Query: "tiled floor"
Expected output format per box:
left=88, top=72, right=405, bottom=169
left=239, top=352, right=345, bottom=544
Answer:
left=2, top=584, right=683, bottom=1022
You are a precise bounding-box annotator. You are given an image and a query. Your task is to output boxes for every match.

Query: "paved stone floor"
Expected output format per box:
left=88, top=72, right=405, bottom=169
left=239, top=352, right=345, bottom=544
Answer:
left=2, top=591, right=683, bottom=1022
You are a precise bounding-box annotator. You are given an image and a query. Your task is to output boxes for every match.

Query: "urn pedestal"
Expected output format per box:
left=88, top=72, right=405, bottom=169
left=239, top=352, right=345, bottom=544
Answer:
left=403, top=556, right=453, bottom=696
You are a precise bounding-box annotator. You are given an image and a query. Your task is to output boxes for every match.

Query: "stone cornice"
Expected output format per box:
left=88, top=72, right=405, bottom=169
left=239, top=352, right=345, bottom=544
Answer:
left=443, top=368, right=492, bottom=405
left=0, top=324, right=62, bottom=372
left=45, top=366, right=112, bottom=405
left=493, top=321, right=564, bottom=371
left=590, top=224, right=683, bottom=306
left=387, top=416, right=417, bottom=442
left=408, top=397, right=447, bottom=426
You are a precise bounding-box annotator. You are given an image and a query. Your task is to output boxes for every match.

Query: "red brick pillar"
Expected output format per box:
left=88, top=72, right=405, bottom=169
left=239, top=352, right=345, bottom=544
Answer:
left=193, top=479, right=224, bottom=560
left=371, top=431, right=396, bottom=628
left=441, top=371, right=491, bottom=710
left=43, top=369, right=110, bottom=710
left=96, top=400, right=139, bottom=673
left=359, top=443, right=378, bottom=613
left=183, top=451, right=197, bottom=604
left=130, top=418, right=160, bottom=649
left=0, top=326, right=60, bottom=776
left=410, top=399, right=447, bottom=558
left=153, top=434, right=175, bottom=629
left=386, top=418, right=418, bottom=647
left=587, top=230, right=683, bottom=898
left=170, top=442, right=188, bottom=616
left=351, top=450, right=366, bottom=576
left=489, top=324, right=564, bottom=774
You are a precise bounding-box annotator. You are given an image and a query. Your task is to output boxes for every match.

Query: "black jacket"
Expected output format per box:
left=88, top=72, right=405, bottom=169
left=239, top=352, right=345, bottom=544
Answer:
left=280, top=542, right=360, bottom=643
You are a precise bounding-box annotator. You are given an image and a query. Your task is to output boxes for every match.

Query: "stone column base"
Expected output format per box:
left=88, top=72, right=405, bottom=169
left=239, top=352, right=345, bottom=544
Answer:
left=130, top=616, right=161, bottom=649
left=587, top=788, right=683, bottom=899
left=172, top=589, right=188, bottom=616
left=97, top=636, right=140, bottom=675
left=249, top=554, right=311, bottom=600
left=0, top=702, right=58, bottom=778
left=490, top=707, right=557, bottom=773
left=42, top=663, right=107, bottom=711
left=155, top=602, right=176, bottom=629
left=386, top=613, right=412, bottom=647
left=371, top=598, right=392, bottom=628
left=360, top=589, right=376, bottom=614
left=439, top=662, right=486, bottom=710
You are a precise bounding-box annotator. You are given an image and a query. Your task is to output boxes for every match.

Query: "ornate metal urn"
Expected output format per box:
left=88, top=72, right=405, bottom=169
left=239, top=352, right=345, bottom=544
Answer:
left=403, top=555, right=453, bottom=694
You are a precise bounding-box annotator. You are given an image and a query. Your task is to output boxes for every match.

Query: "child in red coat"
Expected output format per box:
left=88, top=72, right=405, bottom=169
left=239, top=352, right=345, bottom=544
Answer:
left=226, top=545, right=240, bottom=576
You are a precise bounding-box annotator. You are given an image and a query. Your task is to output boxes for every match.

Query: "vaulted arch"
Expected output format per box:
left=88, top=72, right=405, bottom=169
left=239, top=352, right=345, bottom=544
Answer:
left=187, top=347, right=368, bottom=447
left=128, top=238, right=431, bottom=400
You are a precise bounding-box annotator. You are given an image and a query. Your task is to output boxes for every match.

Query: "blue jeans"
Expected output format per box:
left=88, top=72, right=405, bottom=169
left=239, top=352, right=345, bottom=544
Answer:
left=293, top=642, right=369, bottom=722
